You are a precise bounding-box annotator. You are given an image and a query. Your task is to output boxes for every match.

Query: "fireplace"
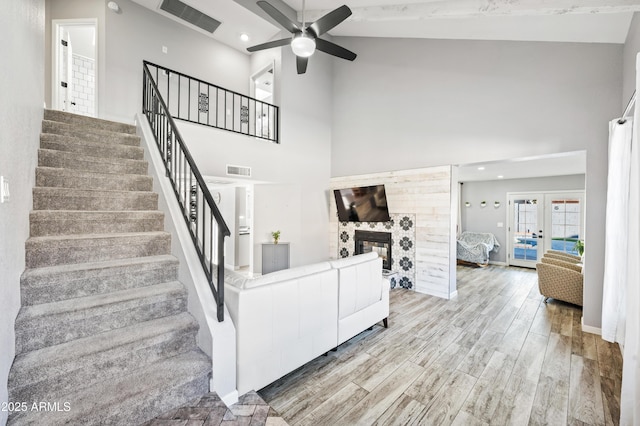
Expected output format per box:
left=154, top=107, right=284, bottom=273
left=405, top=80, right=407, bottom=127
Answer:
left=354, top=230, right=392, bottom=271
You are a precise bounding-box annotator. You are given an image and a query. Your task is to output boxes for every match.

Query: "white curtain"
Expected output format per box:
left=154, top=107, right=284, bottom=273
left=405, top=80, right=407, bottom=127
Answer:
left=609, top=53, right=640, bottom=424
left=602, top=119, right=632, bottom=344
left=620, top=110, right=640, bottom=425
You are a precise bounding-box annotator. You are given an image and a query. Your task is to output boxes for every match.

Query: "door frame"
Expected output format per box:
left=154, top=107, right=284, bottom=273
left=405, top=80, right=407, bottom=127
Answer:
left=52, top=19, right=98, bottom=115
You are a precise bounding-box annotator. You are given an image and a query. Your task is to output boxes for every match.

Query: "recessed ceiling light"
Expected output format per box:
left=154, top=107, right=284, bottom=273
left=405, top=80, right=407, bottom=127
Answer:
left=240, top=33, right=249, bottom=42
left=497, top=175, right=504, bottom=179
left=477, top=166, right=485, bottom=171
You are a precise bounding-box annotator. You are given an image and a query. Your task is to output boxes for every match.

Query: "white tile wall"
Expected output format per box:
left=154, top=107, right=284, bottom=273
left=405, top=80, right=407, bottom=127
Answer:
left=71, top=54, right=95, bottom=117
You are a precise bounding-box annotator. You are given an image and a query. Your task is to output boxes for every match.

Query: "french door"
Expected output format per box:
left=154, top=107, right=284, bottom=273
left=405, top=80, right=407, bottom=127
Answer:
left=545, top=193, right=584, bottom=256
left=507, top=191, right=584, bottom=268
left=508, top=194, right=543, bottom=268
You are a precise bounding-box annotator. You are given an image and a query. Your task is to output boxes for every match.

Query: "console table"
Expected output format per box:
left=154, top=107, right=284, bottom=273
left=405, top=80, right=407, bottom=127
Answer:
left=262, top=243, right=290, bottom=274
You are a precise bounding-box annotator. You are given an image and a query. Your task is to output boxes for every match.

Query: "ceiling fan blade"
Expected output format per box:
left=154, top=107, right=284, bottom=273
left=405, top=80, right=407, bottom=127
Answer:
left=308, top=5, right=352, bottom=37
left=315, top=38, right=357, bottom=61
left=296, top=56, right=309, bottom=74
left=257, top=1, right=300, bottom=33
left=247, top=38, right=291, bottom=53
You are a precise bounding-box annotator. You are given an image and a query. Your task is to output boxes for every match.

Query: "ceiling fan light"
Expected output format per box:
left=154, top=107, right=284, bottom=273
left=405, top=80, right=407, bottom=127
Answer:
left=291, top=35, right=315, bottom=57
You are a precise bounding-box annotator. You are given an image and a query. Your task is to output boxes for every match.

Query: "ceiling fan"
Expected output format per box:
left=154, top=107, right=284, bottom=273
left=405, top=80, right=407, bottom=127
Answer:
left=247, top=0, right=357, bottom=74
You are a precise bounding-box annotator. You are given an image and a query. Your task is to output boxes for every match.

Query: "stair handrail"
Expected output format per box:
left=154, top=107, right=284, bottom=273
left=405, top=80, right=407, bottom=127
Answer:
left=143, top=60, right=279, bottom=143
left=142, top=61, right=230, bottom=322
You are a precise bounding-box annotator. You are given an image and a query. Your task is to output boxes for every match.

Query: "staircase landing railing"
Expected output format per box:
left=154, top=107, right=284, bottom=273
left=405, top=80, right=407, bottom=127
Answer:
left=144, top=61, right=279, bottom=143
left=142, top=61, right=230, bottom=322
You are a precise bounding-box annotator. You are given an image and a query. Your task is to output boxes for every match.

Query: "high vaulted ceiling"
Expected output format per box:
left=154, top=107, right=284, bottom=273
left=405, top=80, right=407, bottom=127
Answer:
left=130, top=0, right=640, bottom=53
left=129, top=0, right=636, bottom=181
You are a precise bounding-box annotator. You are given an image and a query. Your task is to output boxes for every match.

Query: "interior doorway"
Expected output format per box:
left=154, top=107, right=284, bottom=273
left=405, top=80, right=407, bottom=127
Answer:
left=52, top=19, right=97, bottom=117
left=250, top=61, right=275, bottom=139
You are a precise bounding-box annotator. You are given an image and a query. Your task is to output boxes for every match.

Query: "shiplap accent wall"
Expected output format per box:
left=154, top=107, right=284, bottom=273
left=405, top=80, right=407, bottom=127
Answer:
left=329, top=166, right=457, bottom=299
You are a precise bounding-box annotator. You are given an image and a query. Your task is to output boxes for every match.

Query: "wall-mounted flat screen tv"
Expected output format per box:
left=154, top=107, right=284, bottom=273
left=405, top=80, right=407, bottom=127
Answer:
left=333, top=185, right=391, bottom=222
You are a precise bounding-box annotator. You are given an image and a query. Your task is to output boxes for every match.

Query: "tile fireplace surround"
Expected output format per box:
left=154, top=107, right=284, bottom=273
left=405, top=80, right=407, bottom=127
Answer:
left=338, top=213, right=416, bottom=289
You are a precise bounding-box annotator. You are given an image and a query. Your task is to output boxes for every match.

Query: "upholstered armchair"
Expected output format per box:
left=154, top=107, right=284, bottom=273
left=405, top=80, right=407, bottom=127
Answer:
left=541, top=256, right=582, bottom=273
left=536, top=256, right=583, bottom=306
left=546, top=250, right=582, bottom=263
left=456, top=232, right=500, bottom=266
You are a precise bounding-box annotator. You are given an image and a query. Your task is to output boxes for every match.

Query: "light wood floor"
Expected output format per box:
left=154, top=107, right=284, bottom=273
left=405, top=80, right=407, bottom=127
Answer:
left=259, top=265, right=623, bottom=426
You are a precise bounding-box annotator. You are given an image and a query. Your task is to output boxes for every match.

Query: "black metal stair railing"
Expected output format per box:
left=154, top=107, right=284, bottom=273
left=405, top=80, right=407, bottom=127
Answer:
left=144, top=60, right=279, bottom=143
left=143, top=61, right=231, bottom=322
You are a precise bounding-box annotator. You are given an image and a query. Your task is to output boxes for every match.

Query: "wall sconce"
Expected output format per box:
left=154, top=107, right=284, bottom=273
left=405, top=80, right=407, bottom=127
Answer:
left=107, top=1, right=121, bottom=13
left=465, top=201, right=471, bottom=207
left=494, top=201, right=501, bottom=208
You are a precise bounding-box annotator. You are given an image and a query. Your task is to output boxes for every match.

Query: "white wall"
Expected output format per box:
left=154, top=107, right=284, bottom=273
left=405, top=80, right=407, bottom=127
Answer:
left=331, top=37, right=621, bottom=175
left=215, top=186, right=237, bottom=269
left=461, top=174, right=586, bottom=263
left=253, top=184, right=302, bottom=273
left=178, top=44, right=334, bottom=273
left=623, top=13, right=640, bottom=110
left=103, top=0, right=250, bottom=123
left=330, top=36, right=621, bottom=329
left=272, top=46, right=333, bottom=268
left=0, top=0, right=44, bottom=424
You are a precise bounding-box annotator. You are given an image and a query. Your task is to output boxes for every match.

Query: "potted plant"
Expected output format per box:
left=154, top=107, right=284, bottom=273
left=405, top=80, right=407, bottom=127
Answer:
left=271, top=230, right=281, bottom=244
left=480, top=201, right=487, bottom=208
left=574, top=239, right=584, bottom=257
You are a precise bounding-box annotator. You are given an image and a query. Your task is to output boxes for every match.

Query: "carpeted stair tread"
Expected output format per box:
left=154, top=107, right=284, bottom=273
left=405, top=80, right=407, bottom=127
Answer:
left=8, top=350, right=210, bottom=426
left=41, top=120, right=140, bottom=145
left=33, top=187, right=158, bottom=211
left=40, top=133, right=144, bottom=160
left=41, top=121, right=141, bottom=145
left=25, top=231, right=171, bottom=268
left=29, top=210, right=164, bottom=237
left=9, top=312, right=199, bottom=403
left=38, top=148, right=148, bottom=175
left=44, top=109, right=137, bottom=134
left=36, top=166, right=153, bottom=192
left=14, top=281, right=187, bottom=353
left=20, top=255, right=179, bottom=305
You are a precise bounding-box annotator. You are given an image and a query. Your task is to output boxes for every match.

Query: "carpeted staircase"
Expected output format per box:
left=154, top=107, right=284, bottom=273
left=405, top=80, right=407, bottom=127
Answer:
left=8, top=110, right=212, bottom=425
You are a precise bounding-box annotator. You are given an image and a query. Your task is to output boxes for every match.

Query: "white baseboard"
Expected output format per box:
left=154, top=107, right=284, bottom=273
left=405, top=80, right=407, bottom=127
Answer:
left=219, top=389, right=239, bottom=407
left=581, top=318, right=602, bottom=335
left=489, top=261, right=508, bottom=266
left=449, top=290, right=458, bottom=299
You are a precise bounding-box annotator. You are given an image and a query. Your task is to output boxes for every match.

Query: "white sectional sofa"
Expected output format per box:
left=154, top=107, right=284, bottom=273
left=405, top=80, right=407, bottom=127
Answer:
left=224, top=252, right=388, bottom=394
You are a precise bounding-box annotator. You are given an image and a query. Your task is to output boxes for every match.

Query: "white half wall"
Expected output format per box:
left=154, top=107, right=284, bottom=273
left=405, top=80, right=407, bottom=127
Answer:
left=0, top=1, right=44, bottom=424
left=330, top=36, right=622, bottom=329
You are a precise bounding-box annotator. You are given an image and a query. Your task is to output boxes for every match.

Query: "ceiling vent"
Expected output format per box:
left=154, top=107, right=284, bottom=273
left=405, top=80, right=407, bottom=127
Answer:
left=160, top=0, right=221, bottom=34
left=227, top=165, right=251, bottom=177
